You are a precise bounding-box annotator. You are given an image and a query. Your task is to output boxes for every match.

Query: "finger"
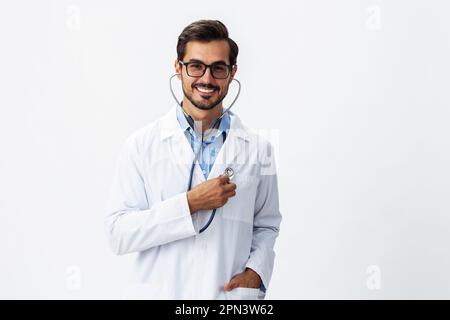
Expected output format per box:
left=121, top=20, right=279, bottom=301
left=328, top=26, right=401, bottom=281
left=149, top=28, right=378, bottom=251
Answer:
left=224, top=279, right=239, bottom=292
left=223, top=183, right=236, bottom=192
left=218, top=175, right=230, bottom=184
left=224, top=190, right=236, bottom=198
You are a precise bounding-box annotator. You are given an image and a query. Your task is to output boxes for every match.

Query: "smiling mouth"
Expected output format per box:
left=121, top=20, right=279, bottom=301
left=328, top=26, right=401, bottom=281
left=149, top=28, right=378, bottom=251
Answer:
left=196, top=87, right=216, bottom=94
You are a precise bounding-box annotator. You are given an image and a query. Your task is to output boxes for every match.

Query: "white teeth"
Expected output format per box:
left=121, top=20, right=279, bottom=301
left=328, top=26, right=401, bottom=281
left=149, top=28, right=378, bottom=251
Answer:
left=196, top=87, right=215, bottom=93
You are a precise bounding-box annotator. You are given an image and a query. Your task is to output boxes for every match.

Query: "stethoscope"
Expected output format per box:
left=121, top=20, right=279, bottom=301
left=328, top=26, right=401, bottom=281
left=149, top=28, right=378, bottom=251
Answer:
left=169, top=73, right=241, bottom=233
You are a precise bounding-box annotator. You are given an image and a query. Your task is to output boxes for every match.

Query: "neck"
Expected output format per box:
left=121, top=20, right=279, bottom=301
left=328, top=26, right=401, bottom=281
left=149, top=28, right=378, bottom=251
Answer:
left=182, top=99, right=223, bottom=132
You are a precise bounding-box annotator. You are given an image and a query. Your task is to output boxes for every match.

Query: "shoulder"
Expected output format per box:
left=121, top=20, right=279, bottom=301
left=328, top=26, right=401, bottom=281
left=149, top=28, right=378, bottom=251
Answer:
left=231, top=112, right=278, bottom=175
left=230, top=111, right=275, bottom=151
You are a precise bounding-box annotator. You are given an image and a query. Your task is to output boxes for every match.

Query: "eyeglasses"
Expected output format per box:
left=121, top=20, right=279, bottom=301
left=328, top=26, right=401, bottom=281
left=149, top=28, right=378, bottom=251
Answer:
left=179, top=60, right=233, bottom=79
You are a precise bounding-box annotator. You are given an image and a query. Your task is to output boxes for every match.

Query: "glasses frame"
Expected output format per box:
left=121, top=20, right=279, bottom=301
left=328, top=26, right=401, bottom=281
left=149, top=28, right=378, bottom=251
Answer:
left=179, top=60, right=233, bottom=79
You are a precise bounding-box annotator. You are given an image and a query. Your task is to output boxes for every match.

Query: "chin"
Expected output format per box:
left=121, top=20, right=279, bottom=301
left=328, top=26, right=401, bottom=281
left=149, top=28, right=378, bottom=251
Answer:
left=193, top=102, right=217, bottom=110
left=192, top=97, right=220, bottom=110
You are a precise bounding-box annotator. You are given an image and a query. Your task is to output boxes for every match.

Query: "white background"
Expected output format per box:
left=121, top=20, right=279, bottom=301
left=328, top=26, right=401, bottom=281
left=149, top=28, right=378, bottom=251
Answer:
left=1, top=0, right=449, bottom=299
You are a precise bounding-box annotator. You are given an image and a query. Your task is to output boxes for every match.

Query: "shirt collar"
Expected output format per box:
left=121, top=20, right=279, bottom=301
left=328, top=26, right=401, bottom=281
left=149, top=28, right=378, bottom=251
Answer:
left=175, top=103, right=231, bottom=140
left=175, top=103, right=192, bottom=132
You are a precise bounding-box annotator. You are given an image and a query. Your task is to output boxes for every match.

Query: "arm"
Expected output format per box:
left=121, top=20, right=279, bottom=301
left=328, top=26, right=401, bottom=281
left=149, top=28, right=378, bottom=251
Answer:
left=104, top=135, right=196, bottom=256
left=224, top=172, right=282, bottom=292
left=245, top=143, right=282, bottom=290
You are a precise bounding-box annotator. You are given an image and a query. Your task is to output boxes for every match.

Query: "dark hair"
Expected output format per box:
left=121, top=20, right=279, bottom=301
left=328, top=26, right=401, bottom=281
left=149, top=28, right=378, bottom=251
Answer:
left=177, top=20, right=239, bottom=66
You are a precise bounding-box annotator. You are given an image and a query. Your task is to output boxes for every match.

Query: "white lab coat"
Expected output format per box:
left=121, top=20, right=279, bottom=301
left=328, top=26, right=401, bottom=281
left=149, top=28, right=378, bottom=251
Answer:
left=105, top=106, right=282, bottom=299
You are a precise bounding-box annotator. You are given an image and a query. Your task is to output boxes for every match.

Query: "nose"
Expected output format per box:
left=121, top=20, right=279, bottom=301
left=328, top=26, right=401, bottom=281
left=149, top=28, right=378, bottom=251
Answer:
left=199, top=66, right=215, bottom=83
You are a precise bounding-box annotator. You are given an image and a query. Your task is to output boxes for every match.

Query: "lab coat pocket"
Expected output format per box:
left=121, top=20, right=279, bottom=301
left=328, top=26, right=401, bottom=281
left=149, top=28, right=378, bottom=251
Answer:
left=222, top=176, right=258, bottom=223
left=225, top=287, right=265, bottom=300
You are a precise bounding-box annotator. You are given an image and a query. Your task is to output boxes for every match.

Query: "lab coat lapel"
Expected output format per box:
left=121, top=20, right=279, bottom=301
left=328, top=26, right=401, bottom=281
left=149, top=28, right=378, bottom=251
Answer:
left=159, top=107, right=206, bottom=184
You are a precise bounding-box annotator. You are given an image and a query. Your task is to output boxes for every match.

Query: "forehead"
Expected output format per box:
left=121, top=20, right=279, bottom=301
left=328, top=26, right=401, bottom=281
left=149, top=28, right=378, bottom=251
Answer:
left=184, top=40, right=230, bottom=64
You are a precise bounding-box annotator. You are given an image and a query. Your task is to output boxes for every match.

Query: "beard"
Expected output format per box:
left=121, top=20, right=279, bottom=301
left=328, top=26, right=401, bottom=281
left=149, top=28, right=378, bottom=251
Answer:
left=182, top=82, right=229, bottom=110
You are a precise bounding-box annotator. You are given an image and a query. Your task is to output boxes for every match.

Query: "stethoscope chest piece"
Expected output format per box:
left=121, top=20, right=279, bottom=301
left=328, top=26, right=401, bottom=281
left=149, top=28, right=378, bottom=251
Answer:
left=224, top=167, right=234, bottom=180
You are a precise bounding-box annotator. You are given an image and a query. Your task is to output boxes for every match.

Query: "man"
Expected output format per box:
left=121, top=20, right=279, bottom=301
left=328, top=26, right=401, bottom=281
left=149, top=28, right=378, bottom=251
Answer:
left=105, top=20, right=282, bottom=299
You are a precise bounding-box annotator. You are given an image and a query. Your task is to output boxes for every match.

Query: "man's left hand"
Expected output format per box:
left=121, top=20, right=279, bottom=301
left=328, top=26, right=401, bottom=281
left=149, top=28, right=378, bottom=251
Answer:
left=223, top=268, right=262, bottom=291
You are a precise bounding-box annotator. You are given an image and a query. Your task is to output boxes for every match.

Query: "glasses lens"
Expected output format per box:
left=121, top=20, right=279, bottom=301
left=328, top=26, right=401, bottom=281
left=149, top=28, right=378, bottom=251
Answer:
left=187, top=62, right=206, bottom=77
left=212, top=64, right=230, bottom=79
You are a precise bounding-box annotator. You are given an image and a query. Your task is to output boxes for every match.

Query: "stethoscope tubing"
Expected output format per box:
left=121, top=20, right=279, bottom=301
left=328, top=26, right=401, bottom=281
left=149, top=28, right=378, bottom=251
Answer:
left=169, top=74, right=241, bottom=233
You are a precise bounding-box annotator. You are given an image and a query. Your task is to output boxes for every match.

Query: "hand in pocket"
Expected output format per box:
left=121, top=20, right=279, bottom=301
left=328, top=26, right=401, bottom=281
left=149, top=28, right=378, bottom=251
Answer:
left=224, top=267, right=262, bottom=291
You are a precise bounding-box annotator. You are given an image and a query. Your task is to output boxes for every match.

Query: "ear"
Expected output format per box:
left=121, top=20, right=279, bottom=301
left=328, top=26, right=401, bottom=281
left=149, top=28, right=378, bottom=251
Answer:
left=174, top=59, right=182, bottom=80
left=229, top=64, right=238, bottom=82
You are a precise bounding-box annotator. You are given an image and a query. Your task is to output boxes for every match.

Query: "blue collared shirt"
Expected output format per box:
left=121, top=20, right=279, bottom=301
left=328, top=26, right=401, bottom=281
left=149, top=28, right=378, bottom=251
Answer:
left=176, top=104, right=231, bottom=179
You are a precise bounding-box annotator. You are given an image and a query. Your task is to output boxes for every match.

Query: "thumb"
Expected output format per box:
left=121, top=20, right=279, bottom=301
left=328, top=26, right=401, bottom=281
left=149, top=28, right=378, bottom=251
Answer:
left=218, top=174, right=230, bottom=184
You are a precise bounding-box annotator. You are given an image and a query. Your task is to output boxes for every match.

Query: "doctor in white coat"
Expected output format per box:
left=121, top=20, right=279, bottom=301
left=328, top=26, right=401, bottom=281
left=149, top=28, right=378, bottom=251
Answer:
left=105, top=20, right=282, bottom=300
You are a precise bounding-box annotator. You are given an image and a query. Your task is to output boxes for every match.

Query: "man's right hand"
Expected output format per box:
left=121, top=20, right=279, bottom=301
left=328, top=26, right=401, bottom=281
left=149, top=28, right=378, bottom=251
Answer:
left=187, top=175, right=237, bottom=214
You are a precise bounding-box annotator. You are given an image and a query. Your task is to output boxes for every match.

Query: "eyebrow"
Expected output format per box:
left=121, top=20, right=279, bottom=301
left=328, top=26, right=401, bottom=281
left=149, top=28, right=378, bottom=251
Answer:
left=187, top=58, right=229, bottom=65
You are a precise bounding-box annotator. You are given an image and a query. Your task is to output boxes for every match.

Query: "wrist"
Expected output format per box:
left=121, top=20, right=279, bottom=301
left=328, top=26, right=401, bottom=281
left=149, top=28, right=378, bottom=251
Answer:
left=187, top=191, right=199, bottom=214
left=245, top=267, right=262, bottom=285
